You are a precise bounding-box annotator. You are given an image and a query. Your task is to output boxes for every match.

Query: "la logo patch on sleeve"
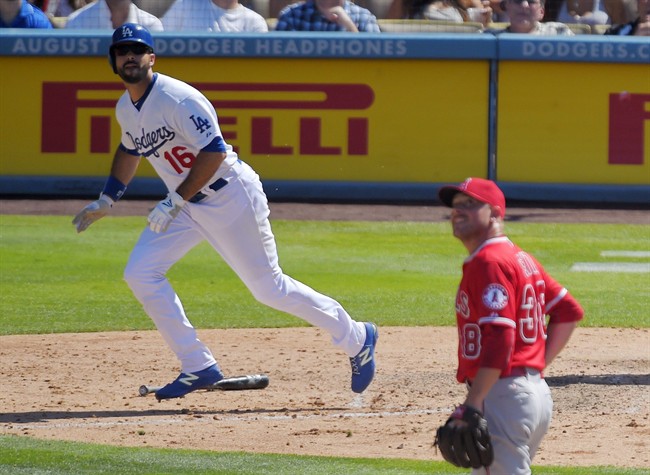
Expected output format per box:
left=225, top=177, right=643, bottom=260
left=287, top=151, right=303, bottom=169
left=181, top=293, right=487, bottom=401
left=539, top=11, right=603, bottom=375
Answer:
left=482, top=284, right=508, bottom=310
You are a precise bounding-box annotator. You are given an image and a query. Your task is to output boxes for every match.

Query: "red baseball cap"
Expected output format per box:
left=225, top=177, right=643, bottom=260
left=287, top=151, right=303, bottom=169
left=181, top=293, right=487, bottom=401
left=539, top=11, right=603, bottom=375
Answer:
left=438, top=177, right=506, bottom=217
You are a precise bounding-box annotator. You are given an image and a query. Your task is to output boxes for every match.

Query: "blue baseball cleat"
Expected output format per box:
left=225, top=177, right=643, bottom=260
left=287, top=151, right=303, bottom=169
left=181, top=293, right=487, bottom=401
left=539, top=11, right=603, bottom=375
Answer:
left=350, top=322, right=378, bottom=393
left=155, top=364, right=224, bottom=400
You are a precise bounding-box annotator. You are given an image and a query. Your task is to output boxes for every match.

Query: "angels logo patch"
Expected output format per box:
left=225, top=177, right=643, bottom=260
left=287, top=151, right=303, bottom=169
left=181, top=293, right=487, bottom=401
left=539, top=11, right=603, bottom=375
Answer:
left=482, top=283, right=509, bottom=310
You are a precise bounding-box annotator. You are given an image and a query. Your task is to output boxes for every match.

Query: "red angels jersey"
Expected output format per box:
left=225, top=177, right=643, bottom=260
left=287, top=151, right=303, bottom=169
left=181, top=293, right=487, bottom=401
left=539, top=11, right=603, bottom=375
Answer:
left=454, top=236, right=583, bottom=383
left=116, top=73, right=239, bottom=194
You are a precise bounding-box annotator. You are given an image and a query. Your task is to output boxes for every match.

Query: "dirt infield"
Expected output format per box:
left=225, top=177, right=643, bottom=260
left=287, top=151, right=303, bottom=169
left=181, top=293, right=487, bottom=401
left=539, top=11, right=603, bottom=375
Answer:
left=1, top=200, right=649, bottom=469
left=2, top=198, right=649, bottom=224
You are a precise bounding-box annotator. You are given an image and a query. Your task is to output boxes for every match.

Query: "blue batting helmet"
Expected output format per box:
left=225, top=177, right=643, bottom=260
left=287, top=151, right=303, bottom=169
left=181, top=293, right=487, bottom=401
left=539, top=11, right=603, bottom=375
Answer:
left=109, top=23, right=154, bottom=74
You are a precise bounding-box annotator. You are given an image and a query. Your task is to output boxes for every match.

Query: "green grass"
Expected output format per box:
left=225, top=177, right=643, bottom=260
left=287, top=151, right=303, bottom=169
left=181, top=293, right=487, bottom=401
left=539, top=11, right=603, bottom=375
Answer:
left=1, top=216, right=648, bottom=473
left=0, top=215, right=648, bottom=334
left=0, top=435, right=645, bottom=475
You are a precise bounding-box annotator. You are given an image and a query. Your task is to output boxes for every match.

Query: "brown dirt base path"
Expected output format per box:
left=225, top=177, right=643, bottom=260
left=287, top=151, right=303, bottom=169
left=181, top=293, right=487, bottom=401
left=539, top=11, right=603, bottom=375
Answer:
left=0, top=328, right=648, bottom=468
left=0, top=201, right=649, bottom=469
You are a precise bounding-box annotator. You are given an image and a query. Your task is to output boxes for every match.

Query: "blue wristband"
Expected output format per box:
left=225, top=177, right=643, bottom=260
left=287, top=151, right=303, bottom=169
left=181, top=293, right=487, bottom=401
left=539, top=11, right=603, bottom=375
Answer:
left=101, top=176, right=127, bottom=201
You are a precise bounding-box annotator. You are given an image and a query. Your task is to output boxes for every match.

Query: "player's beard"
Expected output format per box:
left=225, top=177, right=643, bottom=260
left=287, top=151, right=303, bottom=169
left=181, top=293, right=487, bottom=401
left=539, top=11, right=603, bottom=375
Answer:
left=117, top=62, right=150, bottom=84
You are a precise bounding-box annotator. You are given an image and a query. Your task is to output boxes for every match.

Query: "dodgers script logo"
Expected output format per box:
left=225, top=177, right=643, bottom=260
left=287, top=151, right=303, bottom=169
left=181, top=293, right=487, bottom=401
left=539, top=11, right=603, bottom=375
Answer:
left=126, top=127, right=176, bottom=158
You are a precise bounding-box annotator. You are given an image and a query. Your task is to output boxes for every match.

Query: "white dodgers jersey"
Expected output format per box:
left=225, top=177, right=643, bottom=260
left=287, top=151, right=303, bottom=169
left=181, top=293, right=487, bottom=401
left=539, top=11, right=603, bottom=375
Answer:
left=115, top=73, right=238, bottom=193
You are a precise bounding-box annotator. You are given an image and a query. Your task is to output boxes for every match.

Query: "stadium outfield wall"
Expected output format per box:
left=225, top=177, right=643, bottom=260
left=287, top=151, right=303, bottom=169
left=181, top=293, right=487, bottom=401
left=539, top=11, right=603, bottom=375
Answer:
left=0, top=31, right=648, bottom=205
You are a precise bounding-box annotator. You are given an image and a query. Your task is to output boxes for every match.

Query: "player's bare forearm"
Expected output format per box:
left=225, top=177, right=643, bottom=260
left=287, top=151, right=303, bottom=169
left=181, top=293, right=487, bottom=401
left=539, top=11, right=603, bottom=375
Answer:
left=109, top=148, right=142, bottom=186
left=545, top=321, right=578, bottom=367
left=175, top=151, right=227, bottom=200
left=464, top=367, right=501, bottom=410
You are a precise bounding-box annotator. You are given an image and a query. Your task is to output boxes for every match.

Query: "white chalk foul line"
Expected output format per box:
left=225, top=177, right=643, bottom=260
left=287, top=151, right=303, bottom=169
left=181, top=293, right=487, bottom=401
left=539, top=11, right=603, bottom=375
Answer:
left=572, top=249, right=650, bottom=273
left=570, top=262, right=650, bottom=273
left=600, top=251, right=650, bottom=258
left=4, top=406, right=452, bottom=431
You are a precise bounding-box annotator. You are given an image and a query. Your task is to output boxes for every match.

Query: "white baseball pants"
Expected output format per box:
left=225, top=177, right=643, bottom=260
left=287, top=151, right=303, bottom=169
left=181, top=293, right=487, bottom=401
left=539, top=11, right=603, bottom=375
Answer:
left=123, top=160, right=366, bottom=373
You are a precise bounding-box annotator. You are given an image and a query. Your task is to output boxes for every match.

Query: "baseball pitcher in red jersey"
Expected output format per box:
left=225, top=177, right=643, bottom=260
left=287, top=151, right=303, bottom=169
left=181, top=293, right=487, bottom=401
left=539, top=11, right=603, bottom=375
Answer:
left=434, top=178, right=584, bottom=474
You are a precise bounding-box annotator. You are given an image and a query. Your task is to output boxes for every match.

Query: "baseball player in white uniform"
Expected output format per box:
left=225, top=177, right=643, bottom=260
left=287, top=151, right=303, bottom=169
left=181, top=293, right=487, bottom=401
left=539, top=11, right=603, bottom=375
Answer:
left=73, top=23, right=377, bottom=400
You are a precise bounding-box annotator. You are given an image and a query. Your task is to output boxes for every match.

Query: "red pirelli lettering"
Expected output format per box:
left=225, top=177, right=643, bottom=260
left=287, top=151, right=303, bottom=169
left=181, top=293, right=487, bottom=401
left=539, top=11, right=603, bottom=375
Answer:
left=195, top=83, right=374, bottom=110
left=609, top=93, right=650, bottom=165
left=41, top=82, right=374, bottom=156
left=42, top=82, right=122, bottom=153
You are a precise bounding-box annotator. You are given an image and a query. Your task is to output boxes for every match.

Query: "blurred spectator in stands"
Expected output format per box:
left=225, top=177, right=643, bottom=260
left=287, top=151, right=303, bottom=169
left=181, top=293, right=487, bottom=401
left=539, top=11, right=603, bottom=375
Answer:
left=465, top=0, right=493, bottom=22
left=488, top=0, right=509, bottom=20
left=387, top=0, right=491, bottom=22
left=275, top=0, right=380, bottom=31
left=556, top=0, right=609, bottom=25
left=429, top=1, right=465, bottom=19
left=604, top=0, right=637, bottom=24
left=386, top=0, right=405, bottom=16
left=605, top=0, right=648, bottom=32
left=1, top=0, right=53, bottom=27
left=46, top=0, right=92, bottom=17
left=28, top=0, right=48, bottom=12
left=420, top=0, right=467, bottom=21
left=541, top=0, right=562, bottom=18
left=486, top=0, right=575, bottom=32
left=65, top=0, right=163, bottom=29
left=162, top=0, right=267, bottom=32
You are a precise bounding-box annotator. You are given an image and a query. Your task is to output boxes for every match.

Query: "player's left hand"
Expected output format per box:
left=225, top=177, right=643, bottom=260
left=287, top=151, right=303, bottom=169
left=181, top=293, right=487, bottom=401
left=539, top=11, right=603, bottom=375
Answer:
left=147, top=191, right=186, bottom=233
left=434, top=404, right=494, bottom=468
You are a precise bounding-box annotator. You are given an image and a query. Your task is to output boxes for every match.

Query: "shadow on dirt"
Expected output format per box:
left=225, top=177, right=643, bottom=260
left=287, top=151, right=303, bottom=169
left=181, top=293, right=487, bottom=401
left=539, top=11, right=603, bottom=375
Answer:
left=0, top=405, right=352, bottom=424
left=546, top=373, right=650, bottom=387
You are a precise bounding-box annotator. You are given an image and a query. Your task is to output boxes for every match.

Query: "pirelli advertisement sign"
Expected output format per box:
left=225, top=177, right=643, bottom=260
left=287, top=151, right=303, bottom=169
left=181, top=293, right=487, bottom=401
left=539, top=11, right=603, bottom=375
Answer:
left=0, top=35, right=492, bottom=186
left=497, top=37, right=650, bottom=186
left=0, top=33, right=648, bottom=200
